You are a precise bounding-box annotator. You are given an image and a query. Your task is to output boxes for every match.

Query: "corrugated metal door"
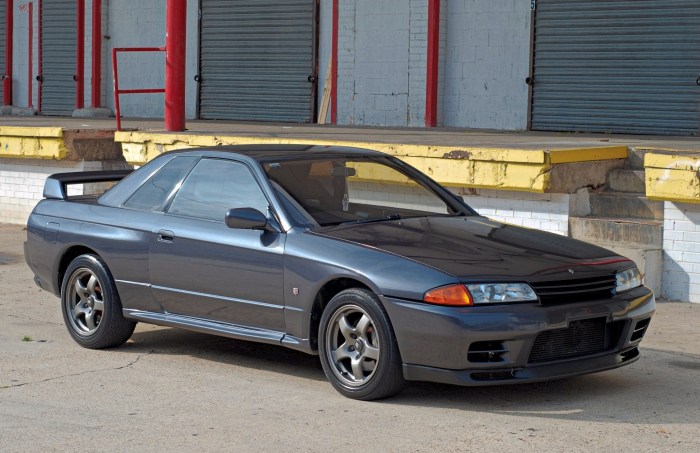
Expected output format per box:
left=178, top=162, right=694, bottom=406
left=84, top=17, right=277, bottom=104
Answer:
left=41, top=0, right=76, bottom=115
left=199, top=0, right=316, bottom=122
left=531, top=0, right=700, bottom=135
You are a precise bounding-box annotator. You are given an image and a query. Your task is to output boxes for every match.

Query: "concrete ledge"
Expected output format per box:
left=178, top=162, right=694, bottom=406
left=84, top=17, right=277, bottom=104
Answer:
left=645, top=152, right=700, bottom=204
left=0, top=126, right=66, bottom=159
left=115, top=132, right=628, bottom=193
left=0, top=126, right=123, bottom=162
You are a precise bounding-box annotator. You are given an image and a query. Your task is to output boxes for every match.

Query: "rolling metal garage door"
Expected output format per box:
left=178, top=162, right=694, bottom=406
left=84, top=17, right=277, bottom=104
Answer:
left=41, top=0, right=76, bottom=115
left=531, top=0, right=700, bottom=135
left=199, top=0, right=316, bottom=122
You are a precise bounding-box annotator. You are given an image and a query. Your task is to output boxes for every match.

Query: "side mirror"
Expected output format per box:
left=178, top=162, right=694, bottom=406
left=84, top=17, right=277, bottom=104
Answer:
left=225, top=208, right=269, bottom=230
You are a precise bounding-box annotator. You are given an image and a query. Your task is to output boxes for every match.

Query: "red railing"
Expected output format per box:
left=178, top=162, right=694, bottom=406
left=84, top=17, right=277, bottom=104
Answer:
left=112, top=46, right=166, bottom=131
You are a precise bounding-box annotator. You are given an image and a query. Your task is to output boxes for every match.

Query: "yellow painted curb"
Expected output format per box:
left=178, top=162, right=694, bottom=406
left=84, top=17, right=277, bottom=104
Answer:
left=645, top=152, right=700, bottom=203
left=0, top=126, right=67, bottom=159
left=115, top=132, right=633, bottom=194
left=549, top=145, right=628, bottom=164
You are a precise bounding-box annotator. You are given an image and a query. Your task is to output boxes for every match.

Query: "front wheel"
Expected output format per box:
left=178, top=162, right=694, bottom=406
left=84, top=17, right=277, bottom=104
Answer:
left=318, top=288, right=405, bottom=400
left=61, top=254, right=136, bottom=349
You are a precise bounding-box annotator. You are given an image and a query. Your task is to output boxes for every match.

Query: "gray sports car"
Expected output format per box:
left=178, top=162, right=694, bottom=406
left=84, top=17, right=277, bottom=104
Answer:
left=25, top=145, right=655, bottom=400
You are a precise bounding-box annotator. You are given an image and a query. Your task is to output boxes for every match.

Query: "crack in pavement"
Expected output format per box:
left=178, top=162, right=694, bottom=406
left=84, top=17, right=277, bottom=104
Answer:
left=6, top=314, right=63, bottom=326
left=1, top=350, right=154, bottom=389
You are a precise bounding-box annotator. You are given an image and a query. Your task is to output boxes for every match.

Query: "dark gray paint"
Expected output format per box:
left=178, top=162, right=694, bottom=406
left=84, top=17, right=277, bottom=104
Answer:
left=25, top=145, right=656, bottom=386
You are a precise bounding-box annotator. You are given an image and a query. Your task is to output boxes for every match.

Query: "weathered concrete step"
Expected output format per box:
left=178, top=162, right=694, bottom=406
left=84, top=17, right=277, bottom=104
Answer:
left=589, top=192, right=663, bottom=220
left=607, top=168, right=646, bottom=193
left=627, top=147, right=648, bottom=170
left=569, top=216, right=662, bottom=248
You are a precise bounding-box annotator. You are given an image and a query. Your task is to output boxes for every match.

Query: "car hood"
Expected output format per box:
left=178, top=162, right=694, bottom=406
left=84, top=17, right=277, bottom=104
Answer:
left=312, top=216, right=629, bottom=282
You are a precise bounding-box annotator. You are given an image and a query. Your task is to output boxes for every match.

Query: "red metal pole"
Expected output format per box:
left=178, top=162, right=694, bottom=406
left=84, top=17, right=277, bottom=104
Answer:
left=425, top=0, right=440, bottom=127
left=3, top=0, right=13, bottom=106
left=76, top=0, right=85, bottom=109
left=330, top=0, right=338, bottom=124
left=112, top=48, right=121, bottom=130
left=27, top=2, right=32, bottom=109
left=37, top=0, right=42, bottom=111
left=164, top=0, right=186, bottom=131
left=91, top=0, right=101, bottom=108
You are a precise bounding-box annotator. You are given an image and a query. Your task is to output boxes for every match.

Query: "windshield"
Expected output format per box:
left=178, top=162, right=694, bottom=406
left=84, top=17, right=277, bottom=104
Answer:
left=263, top=156, right=471, bottom=226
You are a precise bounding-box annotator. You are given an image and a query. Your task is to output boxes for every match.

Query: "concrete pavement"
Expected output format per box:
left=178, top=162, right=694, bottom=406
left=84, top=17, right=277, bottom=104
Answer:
left=1, top=223, right=699, bottom=452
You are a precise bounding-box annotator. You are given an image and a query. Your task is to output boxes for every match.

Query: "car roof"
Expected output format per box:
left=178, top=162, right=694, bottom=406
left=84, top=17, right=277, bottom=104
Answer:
left=158, top=144, right=386, bottom=161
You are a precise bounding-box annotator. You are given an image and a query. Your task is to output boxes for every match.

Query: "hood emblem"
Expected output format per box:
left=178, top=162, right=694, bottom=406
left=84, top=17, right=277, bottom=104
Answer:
left=568, top=269, right=575, bottom=274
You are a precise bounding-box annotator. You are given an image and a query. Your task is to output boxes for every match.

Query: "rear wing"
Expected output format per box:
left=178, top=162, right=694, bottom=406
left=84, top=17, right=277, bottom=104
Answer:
left=43, top=170, right=133, bottom=200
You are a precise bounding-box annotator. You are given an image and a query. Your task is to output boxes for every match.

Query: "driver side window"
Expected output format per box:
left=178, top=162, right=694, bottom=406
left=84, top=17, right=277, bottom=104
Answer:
left=168, top=159, right=269, bottom=221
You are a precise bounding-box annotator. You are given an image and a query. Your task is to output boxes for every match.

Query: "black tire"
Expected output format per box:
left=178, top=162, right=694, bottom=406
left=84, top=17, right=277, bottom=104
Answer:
left=60, top=254, right=136, bottom=349
left=318, top=288, right=406, bottom=400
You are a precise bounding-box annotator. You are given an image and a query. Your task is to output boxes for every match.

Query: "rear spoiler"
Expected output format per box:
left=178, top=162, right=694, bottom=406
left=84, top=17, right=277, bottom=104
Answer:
left=43, top=170, right=133, bottom=200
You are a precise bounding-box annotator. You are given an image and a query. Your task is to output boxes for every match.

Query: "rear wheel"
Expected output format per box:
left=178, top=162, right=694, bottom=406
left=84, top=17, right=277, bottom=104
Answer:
left=61, top=254, right=136, bottom=349
left=319, top=288, right=405, bottom=400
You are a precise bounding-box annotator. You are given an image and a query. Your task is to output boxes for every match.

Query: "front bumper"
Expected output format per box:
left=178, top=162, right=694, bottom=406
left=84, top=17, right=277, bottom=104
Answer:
left=381, top=285, right=655, bottom=385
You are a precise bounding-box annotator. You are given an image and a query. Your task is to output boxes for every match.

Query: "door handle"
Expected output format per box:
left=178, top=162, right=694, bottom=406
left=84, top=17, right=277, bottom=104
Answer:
left=157, top=230, right=175, bottom=242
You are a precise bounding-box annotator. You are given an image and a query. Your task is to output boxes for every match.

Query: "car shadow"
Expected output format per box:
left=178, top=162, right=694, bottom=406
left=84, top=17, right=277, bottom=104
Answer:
left=120, top=328, right=699, bottom=424
left=123, top=325, right=326, bottom=381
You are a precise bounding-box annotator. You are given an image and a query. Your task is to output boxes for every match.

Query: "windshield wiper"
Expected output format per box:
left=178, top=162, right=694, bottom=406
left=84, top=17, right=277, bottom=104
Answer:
left=345, top=214, right=402, bottom=225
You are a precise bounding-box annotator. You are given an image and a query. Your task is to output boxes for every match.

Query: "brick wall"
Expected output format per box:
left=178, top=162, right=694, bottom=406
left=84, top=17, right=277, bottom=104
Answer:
left=407, top=0, right=427, bottom=127
left=337, top=0, right=428, bottom=126
left=0, top=159, right=116, bottom=224
left=443, top=0, right=531, bottom=130
left=662, top=202, right=700, bottom=302
left=456, top=188, right=569, bottom=236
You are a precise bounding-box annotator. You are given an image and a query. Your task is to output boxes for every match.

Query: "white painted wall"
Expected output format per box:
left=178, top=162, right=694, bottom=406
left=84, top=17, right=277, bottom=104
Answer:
left=103, top=0, right=198, bottom=119
left=0, top=158, right=101, bottom=224
left=104, top=0, right=165, bottom=118
left=336, top=0, right=428, bottom=126
left=317, top=0, right=331, bottom=122
left=443, top=0, right=531, bottom=130
left=662, top=202, right=700, bottom=302
left=7, top=1, right=531, bottom=128
left=11, top=1, right=38, bottom=110
left=456, top=188, right=569, bottom=235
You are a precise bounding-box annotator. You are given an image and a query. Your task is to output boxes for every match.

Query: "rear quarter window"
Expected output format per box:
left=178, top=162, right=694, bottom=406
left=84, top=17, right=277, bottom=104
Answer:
left=123, top=156, right=198, bottom=211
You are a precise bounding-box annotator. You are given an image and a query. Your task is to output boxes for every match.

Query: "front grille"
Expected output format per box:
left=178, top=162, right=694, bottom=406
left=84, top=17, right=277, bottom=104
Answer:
left=528, top=317, right=622, bottom=364
left=530, top=275, right=616, bottom=304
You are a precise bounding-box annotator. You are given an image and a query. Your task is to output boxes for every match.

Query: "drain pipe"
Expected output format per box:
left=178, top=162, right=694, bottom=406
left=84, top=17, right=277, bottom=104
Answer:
left=330, top=0, right=337, bottom=124
left=2, top=0, right=13, bottom=106
left=75, top=0, right=85, bottom=109
left=164, top=0, right=186, bottom=131
left=425, top=0, right=440, bottom=127
left=37, top=0, right=42, bottom=111
left=26, top=2, right=32, bottom=109
left=90, top=0, right=101, bottom=108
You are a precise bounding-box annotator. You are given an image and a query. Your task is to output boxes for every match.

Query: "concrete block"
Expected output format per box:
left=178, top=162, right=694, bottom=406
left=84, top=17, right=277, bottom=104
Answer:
left=569, top=216, right=663, bottom=248
left=589, top=192, right=664, bottom=220
left=607, top=169, right=646, bottom=193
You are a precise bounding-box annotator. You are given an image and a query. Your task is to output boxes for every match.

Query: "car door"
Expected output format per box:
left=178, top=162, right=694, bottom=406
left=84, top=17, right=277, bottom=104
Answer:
left=149, top=158, right=286, bottom=332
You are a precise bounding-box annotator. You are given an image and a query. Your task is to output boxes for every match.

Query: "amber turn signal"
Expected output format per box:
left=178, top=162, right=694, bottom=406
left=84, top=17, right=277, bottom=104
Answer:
left=423, top=284, right=473, bottom=306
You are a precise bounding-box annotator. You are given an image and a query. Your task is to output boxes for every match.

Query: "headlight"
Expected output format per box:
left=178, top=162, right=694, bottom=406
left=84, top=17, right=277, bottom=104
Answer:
left=466, top=283, right=538, bottom=304
left=616, top=267, right=642, bottom=293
